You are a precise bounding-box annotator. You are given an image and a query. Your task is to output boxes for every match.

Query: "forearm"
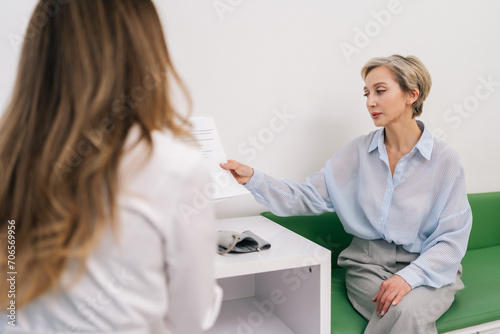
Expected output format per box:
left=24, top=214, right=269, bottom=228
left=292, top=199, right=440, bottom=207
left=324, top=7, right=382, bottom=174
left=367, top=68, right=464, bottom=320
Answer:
left=244, top=169, right=333, bottom=216
left=397, top=207, right=472, bottom=289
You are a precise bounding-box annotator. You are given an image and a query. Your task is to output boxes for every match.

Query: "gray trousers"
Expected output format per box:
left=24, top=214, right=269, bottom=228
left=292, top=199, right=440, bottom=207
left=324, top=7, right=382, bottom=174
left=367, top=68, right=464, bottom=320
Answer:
left=338, top=237, right=464, bottom=334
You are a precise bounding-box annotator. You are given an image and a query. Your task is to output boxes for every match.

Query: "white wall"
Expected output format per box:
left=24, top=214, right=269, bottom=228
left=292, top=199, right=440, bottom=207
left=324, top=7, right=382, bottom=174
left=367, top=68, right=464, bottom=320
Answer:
left=1, top=1, right=499, bottom=219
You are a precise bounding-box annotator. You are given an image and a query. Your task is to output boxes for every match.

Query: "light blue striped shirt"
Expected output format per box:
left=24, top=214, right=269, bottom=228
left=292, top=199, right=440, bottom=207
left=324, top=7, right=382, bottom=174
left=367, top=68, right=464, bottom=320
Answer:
left=244, top=121, right=472, bottom=289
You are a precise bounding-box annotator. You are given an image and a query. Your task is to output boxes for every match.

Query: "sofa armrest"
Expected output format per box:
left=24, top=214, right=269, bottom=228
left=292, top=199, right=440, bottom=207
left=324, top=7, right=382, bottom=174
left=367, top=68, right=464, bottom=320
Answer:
left=467, top=191, right=500, bottom=250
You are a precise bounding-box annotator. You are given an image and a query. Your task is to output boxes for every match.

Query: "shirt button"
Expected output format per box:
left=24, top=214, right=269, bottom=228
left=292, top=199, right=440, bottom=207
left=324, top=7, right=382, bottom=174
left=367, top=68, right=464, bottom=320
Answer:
left=380, top=217, right=384, bottom=222
left=388, top=189, right=391, bottom=192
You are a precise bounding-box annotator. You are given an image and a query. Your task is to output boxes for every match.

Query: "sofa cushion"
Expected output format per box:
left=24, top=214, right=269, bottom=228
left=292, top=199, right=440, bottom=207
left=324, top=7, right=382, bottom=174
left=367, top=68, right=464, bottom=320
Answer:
left=436, top=245, right=500, bottom=332
left=331, top=267, right=366, bottom=334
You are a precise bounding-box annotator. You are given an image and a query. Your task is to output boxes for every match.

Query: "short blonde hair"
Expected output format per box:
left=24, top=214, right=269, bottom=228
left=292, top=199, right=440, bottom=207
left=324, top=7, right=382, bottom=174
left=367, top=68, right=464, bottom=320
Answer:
left=361, top=55, right=432, bottom=118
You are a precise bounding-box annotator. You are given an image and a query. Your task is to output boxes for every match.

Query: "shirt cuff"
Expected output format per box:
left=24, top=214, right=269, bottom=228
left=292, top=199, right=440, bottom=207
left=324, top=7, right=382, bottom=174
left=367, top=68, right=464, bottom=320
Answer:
left=396, top=264, right=424, bottom=289
left=244, top=169, right=264, bottom=189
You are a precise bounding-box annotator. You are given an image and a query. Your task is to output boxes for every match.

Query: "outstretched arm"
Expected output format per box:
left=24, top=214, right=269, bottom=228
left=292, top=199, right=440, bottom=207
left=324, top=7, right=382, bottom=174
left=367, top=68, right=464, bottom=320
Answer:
left=221, top=159, right=334, bottom=216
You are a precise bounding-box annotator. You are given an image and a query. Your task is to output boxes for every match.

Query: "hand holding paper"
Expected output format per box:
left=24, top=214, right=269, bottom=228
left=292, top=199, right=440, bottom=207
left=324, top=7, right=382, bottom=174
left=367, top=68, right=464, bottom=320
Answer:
left=183, top=117, right=249, bottom=201
left=219, top=160, right=254, bottom=185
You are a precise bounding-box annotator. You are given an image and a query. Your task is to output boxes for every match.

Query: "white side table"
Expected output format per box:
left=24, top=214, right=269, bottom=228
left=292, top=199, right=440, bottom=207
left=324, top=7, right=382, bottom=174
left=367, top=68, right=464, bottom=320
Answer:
left=206, top=215, right=331, bottom=334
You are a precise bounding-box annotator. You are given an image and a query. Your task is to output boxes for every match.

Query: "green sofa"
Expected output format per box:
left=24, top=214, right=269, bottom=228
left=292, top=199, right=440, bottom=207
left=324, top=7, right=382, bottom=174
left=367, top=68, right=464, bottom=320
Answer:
left=262, top=191, right=500, bottom=333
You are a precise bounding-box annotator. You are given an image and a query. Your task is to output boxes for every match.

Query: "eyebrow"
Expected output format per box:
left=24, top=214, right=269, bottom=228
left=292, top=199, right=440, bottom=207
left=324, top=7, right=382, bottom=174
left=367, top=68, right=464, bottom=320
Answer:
left=363, top=82, right=388, bottom=90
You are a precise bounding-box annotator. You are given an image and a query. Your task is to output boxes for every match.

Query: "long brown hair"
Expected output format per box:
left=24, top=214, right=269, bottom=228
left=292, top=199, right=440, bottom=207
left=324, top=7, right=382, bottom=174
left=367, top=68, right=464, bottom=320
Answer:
left=0, top=0, right=190, bottom=308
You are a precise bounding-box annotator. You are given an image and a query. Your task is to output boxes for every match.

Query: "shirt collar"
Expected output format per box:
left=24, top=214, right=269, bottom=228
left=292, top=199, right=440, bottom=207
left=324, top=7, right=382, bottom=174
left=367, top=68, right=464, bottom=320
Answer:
left=368, top=120, right=434, bottom=160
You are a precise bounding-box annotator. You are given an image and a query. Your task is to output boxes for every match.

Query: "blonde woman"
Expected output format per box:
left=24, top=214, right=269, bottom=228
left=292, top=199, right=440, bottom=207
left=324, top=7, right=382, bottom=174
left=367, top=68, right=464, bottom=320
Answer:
left=0, top=0, right=220, bottom=333
left=222, top=55, right=472, bottom=333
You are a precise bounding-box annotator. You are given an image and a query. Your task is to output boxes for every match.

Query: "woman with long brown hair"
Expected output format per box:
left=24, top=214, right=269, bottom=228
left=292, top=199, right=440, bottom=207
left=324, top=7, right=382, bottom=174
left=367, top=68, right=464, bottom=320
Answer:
left=0, top=0, right=221, bottom=333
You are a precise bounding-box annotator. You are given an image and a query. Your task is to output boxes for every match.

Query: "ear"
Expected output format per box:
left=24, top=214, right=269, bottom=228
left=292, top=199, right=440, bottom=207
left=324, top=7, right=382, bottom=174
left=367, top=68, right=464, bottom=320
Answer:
left=407, top=88, right=419, bottom=106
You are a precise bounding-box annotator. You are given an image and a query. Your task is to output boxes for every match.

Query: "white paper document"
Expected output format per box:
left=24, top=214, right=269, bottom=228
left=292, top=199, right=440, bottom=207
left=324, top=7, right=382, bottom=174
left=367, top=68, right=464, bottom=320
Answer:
left=183, top=117, right=249, bottom=201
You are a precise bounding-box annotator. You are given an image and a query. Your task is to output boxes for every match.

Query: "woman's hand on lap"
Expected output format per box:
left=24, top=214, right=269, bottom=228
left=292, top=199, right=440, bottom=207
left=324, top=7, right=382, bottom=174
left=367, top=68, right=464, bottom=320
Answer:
left=372, top=274, right=411, bottom=317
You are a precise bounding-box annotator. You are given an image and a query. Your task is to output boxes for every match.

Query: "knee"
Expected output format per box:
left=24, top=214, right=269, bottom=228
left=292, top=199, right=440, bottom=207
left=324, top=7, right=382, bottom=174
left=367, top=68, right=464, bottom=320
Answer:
left=380, top=303, right=430, bottom=333
left=389, top=294, right=451, bottom=328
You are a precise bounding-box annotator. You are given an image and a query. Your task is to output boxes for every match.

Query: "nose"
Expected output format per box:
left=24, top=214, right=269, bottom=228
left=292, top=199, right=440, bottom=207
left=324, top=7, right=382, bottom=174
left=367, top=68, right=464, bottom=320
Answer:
left=366, top=95, right=376, bottom=109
